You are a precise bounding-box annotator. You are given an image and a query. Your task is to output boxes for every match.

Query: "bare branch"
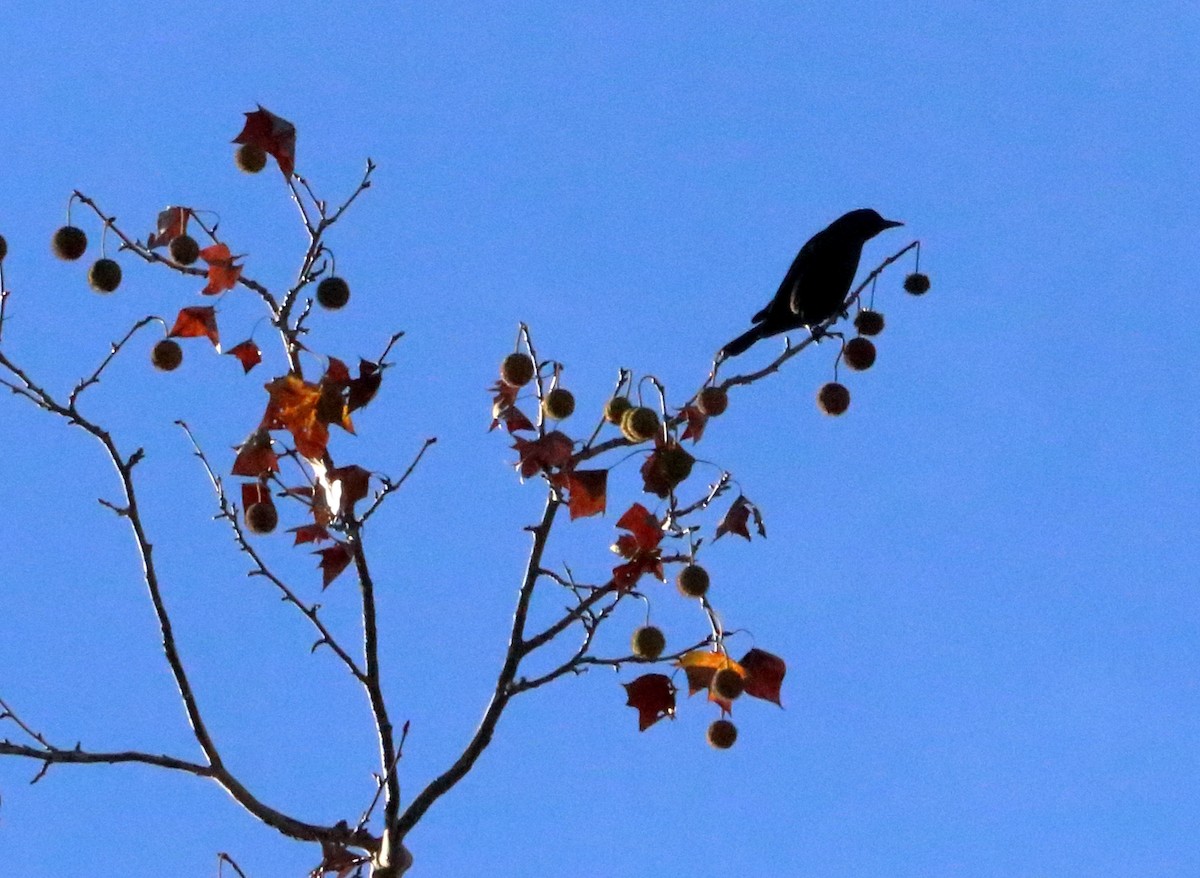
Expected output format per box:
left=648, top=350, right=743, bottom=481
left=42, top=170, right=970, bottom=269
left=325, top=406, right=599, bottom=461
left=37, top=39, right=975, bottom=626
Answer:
left=69, top=316, right=159, bottom=408
left=359, top=437, right=437, bottom=524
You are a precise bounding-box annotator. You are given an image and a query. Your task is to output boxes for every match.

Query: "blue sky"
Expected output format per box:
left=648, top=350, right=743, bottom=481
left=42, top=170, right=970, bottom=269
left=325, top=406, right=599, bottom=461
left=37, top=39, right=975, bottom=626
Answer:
left=1, top=3, right=1198, bottom=876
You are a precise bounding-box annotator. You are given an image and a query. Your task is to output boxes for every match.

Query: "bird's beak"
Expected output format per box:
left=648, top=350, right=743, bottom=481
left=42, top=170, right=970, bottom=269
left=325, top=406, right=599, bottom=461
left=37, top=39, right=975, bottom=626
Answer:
left=883, top=218, right=905, bottom=229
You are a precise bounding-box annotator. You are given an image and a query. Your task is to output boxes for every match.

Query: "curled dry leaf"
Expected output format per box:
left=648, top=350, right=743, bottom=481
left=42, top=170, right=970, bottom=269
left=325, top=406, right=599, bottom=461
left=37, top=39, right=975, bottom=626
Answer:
left=233, top=105, right=297, bottom=177
left=623, top=673, right=676, bottom=731
left=512, top=430, right=573, bottom=479
left=225, top=339, right=262, bottom=374
left=314, top=541, right=353, bottom=589
left=168, top=305, right=221, bottom=349
left=611, top=503, right=664, bottom=590
left=231, top=428, right=278, bottom=478
left=714, top=494, right=766, bottom=542
left=199, top=243, right=244, bottom=295
left=147, top=206, right=191, bottom=248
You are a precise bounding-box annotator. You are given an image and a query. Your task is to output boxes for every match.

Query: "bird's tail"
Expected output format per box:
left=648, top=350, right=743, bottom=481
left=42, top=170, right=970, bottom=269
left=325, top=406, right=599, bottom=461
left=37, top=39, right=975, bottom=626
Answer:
left=718, top=325, right=764, bottom=359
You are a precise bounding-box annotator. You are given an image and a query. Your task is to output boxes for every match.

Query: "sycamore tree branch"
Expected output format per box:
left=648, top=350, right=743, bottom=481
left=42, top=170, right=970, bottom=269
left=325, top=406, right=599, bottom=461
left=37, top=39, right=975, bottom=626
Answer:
left=395, top=491, right=561, bottom=839
left=359, top=436, right=437, bottom=525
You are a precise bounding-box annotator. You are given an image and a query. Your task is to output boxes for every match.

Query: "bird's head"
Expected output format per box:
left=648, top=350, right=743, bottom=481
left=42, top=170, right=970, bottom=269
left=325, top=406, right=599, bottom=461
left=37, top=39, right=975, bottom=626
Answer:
left=838, top=208, right=904, bottom=241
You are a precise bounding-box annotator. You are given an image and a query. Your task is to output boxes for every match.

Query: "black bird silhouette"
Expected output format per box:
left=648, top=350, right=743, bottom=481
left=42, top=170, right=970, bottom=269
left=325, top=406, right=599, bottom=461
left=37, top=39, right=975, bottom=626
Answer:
left=719, top=208, right=903, bottom=359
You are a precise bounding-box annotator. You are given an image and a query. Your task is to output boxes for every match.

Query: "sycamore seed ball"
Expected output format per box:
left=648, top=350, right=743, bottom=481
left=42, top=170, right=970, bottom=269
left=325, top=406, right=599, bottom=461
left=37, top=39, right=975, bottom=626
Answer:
left=245, top=502, right=279, bottom=535
left=621, top=406, right=660, bottom=443
left=317, top=276, right=351, bottom=310
left=904, top=272, right=931, bottom=295
left=697, top=386, right=728, bottom=417
left=604, top=395, right=633, bottom=425
left=676, top=564, right=710, bottom=599
left=817, top=382, right=851, bottom=416
left=712, top=667, right=745, bottom=701
left=707, top=718, right=738, bottom=750
left=52, top=225, right=88, bottom=261
left=88, top=258, right=122, bottom=293
left=500, top=352, right=536, bottom=387
left=631, top=625, right=667, bottom=661
left=543, top=387, right=576, bottom=420
left=151, top=339, right=183, bottom=372
left=854, top=309, right=885, bottom=336
left=236, top=143, right=268, bottom=173
left=0, top=234, right=7, bottom=262
left=843, top=336, right=877, bottom=371
left=170, top=234, right=200, bottom=266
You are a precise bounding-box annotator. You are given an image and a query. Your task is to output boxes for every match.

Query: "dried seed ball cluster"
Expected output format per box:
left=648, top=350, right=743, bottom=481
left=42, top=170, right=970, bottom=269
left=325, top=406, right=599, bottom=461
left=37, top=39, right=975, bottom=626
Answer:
left=904, top=272, right=931, bottom=295
left=245, top=502, right=279, bottom=535
left=88, top=258, right=122, bottom=293
left=543, top=387, right=575, bottom=420
left=621, top=406, right=660, bottom=443
left=676, top=564, right=709, bottom=598
left=604, top=395, right=632, bottom=425
left=317, top=276, right=350, bottom=310
left=631, top=625, right=666, bottom=661
left=151, top=339, right=183, bottom=372
left=170, top=234, right=200, bottom=266
left=501, top=353, right=535, bottom=387
left=843, top=337, right=876, bottom=371
left=697, top=386, right=728, bottom=416
left=707, top=718, right=738, bottom=749
left=854, top=310, right=885, bottom=336
left=712, top=667, right=745, bottom=701
left=236, top=143, right=268, bottom=173
left=52, top=225, right=88, bottom=260
left=817, top=382, right=850, bottom=416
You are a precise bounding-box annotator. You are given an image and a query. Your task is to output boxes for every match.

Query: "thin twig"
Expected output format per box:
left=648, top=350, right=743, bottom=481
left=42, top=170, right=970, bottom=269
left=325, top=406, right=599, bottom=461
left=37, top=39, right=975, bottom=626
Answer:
left=69, top=316, right=158, bottom=408
left=359, top=437, right=437, bottom=524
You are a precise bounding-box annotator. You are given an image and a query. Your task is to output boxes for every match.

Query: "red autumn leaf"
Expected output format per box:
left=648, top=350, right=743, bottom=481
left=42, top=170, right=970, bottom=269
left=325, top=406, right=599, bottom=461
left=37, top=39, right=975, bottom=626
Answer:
left=490, top=380, right=535, bottom=433
left=561, top=468, right=607, bottom=520
left=288, top=523, right=331, bottom=545
left=679, top=404, right=709, bottom=443
left=233, top=105, right=297, bottom=176
left=740, top=648, right=787, bottom=706
left=225, top=339, right=262, bottom=374
left=639, top=439, right=695, bottom=499
left=231, top=428, right=278, bottom=477
left=714, top=494, right=766, bottom=542
left=240, top=481, right=271, bottom=510
left=262, top=374, right=329, bottom=460
left=324, top=356, right=352, bottom=384
left=623, top=673, right=676, bottom=731
left=316, top=381, right=356, bottom=435
left=512, top=430, right=574, bottom=479
left=148, top=206, right=191, bottom=248
left=610, top=503, right=665, bottom=590
left=199, top=242, right=244, bottom=295
left=347, top=359, right=382, bottom=413
left=314, top=541, right=353, bottom=589
left=168, top=305, right=220, bottom=349
left=324, top=464, right=371, bottom=516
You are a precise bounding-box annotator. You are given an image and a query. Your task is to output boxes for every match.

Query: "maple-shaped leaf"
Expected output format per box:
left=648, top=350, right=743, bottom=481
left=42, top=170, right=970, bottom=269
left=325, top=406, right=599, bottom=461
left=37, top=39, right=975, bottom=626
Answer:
left=168, top=305, right=220, bottom=349
left=225, top=339, right=262, bottom=374
left=199, top=242, right=244, bottom=295
left=512, top=430, right=574, bottom=479
left=490, top=381, right=536, bottom=433
left=240, top=481, right=271, bottom=510
left=324, top=356, right=352, bottom=384
left=560, top=468, right=607, bottom=520
left=610, top=503, right=665, bottom=590
left=262, top=374, right=329, bottom=460
left=640, top=438, right=695, bottom=499
left=623, top=673, right=676, bottom=731
left=233, top=105, right=297, bottom=177
left=740, top=648, right=786, bottom=706
left=347, top=359, right=383, bottom=413
left=314, top=541, right=353, bottom=589
left=714, top=494, right=766, bottom=542
left=288, top=523, right=332, bottom=545
left=677, top=650, right=746, bottom=713
left=148, top=206, right=191, bottom=248
left=231, top=428, right=278, bottom=477
left=324, top=464, right=371, bottom=516
left=679, top=404, right=709, bottom=443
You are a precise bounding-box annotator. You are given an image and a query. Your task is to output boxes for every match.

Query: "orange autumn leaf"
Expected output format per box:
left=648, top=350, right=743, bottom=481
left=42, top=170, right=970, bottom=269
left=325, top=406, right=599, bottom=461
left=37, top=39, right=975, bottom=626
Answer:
left=623, top=673, right=676, bottom=731
left=560, top=468, right=607, bottom=520
left=226, top=339, right=262, bottom=374
left=739, top=648, right=786, bottom=706
left=168, top=305, right=220, bottom=349
left=314, top=541, right=353, bottom=589
left=231, top=427, right=278, bottom=477
left=148, top=206, right=191, bottom=248
left=610, top=503, right=664, bottom=590
left=262, top=374, right=329, bottom=460
left=233, top=105, right=297, bottom=177
left=199, top=242, right=244, bottom=295
left=677, top=650, right=746, bottom=713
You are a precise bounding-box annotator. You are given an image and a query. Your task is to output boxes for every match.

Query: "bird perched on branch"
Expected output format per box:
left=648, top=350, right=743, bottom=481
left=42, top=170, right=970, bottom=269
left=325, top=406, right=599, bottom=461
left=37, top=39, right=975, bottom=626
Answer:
left=718, top=208, right=903, bottom=359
